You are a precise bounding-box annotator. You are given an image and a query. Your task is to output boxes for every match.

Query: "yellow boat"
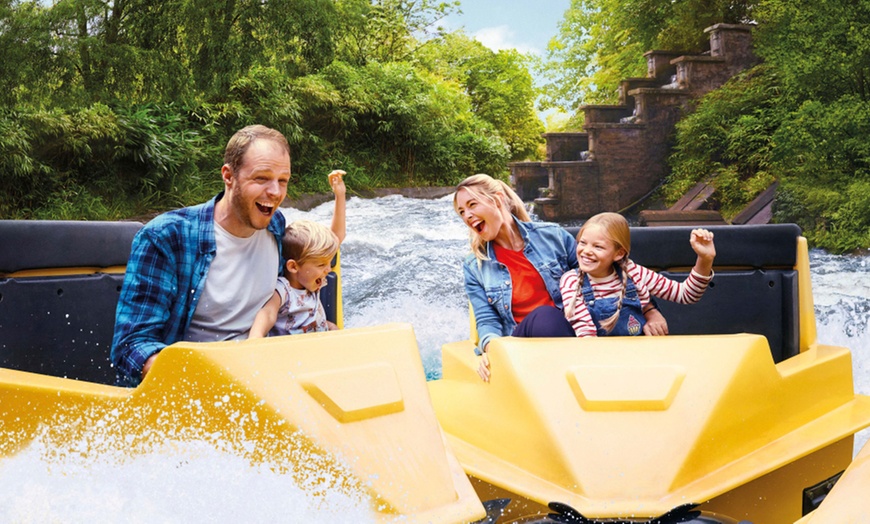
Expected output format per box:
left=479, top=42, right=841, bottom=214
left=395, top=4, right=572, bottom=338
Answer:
left=428, top=223, right=870, bottom=523
left=0, top=220, right=485, bottom=523
left=1, top=220, right=868, bottom=523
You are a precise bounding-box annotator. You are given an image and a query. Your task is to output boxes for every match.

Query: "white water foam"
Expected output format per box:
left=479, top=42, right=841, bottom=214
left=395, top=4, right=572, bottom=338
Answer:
left=809, top=249, right=870, bottom=454
left=0, top=431, right=374, bottom=523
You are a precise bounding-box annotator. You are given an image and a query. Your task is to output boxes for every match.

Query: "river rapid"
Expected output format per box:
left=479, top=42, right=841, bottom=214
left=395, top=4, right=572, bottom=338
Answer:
left=0, top=194, right=866, bottom=522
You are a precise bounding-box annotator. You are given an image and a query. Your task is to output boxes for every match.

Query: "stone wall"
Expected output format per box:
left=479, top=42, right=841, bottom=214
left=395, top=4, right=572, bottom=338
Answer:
left=512, top=24, right=757, bottom=222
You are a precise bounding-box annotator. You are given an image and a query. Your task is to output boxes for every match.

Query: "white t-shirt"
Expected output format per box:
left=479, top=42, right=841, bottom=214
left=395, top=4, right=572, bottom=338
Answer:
left=185, top=223, right=279, bottom=342
left=270, top=276, right=329, bottom=335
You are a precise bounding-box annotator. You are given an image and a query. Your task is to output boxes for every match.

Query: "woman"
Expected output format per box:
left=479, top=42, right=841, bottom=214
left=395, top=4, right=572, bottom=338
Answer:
left=454, top=174, right=668, bottom=382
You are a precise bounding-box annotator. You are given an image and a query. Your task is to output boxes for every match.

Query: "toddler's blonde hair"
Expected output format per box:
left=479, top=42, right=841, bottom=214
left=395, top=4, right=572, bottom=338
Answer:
left=282, top=220, right=339, bottom=266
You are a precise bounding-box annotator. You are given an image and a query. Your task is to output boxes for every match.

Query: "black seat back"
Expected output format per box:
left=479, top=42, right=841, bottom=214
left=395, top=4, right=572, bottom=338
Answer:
left=0, top=220, right=142, bottom=384
left=565, top=224, right=802, bottom=362
left=0, top=220, right=342, bottom=384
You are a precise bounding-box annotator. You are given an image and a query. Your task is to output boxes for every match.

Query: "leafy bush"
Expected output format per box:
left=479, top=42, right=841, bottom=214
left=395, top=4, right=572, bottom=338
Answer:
left=666, top=65, right=785, bottom=216
left=771, top=96, right=870, bottom=252
left=289, top=61, right=510, bottom=191
left=667, top=65, right=870, bottom=252
left=0, top=104, right=219, bottom=219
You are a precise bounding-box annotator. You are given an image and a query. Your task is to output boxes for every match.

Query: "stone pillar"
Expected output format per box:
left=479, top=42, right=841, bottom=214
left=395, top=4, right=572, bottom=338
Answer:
left=705, top=23, right=758, bottom=75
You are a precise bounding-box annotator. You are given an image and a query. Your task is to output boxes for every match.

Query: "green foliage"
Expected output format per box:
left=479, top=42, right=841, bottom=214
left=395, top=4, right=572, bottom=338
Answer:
left=769, top=96, right=870, bottom=252
left=333, top=0, right=459, bottom=66
left=415, top=32, right=544, bottom=161
left=462, top=49, right=544, bottom=161
left=541, top=0, right=754, bottom=109
left=540, top=2, right=646, bottom=108
left=667, top=63, right=870, bottom=252
left=667, top=65, right=784, bottom=216
left=0, top=104, right=217, bottom=219
left=754, top=0, right=870, bottom=103
left=1, top=0, right=340, bottom=106
left=292, top=61, right=510, bottom=188
left=115, top=105, right=215, bottom=199
left=0, top=2, right=54, bottom=107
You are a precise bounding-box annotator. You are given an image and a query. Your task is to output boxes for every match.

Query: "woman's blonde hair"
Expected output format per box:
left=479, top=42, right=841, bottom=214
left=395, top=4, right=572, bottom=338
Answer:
left=282, top=220, right=339, bottom=267
left=453, top=174, right=530, bottom=260
left=564, top=212, right=631, bottom=333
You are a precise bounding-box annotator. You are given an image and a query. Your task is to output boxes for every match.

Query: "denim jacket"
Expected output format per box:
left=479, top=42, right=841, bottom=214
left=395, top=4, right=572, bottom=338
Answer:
left=462, top=218, right=577, bottom=354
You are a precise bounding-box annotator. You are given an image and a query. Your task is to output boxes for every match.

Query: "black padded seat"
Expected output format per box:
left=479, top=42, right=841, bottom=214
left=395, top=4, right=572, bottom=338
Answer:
left=0, top=220, right=341, bottom=384
left=628, top=224, right=801, bottom=270
left=0, top=220, right=142, bottom=274
left=0, top=220, right=142, bottom=384
left=564, top=224, right=802, bottom=362
left=0, top=274, right=126, bottom=383
left=321, top=272, right=339, bottom=324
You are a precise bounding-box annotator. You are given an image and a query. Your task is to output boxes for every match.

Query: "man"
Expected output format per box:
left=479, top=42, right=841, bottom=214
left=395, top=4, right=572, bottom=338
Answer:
left=111, top=125, right=291, bottom=386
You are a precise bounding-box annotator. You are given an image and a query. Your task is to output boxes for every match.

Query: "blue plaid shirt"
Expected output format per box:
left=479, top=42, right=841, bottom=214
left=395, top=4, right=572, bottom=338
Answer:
left=111, top=193, right=285, bottom=386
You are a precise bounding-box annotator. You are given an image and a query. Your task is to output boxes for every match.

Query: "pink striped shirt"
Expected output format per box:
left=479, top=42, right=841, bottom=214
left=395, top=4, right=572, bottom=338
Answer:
left=559, top=259, right=713, bottom=337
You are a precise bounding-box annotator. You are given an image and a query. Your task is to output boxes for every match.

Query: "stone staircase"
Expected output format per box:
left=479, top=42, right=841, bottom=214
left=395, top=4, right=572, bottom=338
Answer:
left=511, top=23, right=758, bottom=222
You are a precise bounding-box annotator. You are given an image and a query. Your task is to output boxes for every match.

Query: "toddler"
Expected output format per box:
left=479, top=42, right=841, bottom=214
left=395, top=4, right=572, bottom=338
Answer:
left=249, top=170, right=346, bottom=337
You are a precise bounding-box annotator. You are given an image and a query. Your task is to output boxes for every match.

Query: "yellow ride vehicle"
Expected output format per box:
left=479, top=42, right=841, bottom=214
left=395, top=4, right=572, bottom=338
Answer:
left=1, top=220, right=868, bottom=523
left=429, top=224, right=870, bottom=523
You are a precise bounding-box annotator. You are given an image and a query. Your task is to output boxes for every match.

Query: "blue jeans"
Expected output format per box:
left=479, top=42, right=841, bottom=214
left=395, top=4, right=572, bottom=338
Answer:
left=512, top=305, right=575, bottom=338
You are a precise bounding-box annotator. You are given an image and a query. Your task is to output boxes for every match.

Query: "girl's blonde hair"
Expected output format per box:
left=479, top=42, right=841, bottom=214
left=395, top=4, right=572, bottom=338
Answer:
left=453, top=174, right=530, bottom=260
left=282, top=220, right=339, bottom=267
left=564, top=212, right=631, bottom=333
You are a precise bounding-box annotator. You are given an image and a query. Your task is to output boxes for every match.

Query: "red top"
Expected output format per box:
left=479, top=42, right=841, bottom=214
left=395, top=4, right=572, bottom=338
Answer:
left=493, top=243, right=554, bottom=324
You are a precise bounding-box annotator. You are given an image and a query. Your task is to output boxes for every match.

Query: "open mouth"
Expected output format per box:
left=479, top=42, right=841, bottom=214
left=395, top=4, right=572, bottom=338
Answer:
left=255, top=202, right=274, bottom=215
left=471, top=220, right=484, bottom=233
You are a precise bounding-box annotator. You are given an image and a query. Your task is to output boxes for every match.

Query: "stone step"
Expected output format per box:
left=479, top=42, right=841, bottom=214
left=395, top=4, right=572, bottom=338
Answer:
left=638, top=209, right=727, bottom=227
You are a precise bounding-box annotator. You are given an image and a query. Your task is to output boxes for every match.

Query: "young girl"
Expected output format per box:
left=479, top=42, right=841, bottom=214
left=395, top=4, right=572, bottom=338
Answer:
left=560, top=212, right=716, bottom=337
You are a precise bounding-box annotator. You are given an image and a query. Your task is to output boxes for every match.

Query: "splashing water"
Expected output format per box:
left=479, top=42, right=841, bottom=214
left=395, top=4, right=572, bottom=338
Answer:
left=808, top=249, right=870, bottom=452
left=1, top=194, right=867, bottom=521
left=0, top=437, right=371, bottom=523
left=285, top=194, right=474, bottom=379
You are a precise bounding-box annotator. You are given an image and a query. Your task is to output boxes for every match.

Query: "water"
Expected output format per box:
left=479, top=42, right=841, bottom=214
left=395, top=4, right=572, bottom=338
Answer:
left=1, top=194, right=867, bottom=522
left=805, top=249, right=870, bottom=453
left=292, top=194, right=473, bottom=380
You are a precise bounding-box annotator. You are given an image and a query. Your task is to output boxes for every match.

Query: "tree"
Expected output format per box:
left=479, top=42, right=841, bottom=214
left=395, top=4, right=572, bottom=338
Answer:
left=754, top=0, right=870, bottom=102
left=541, top=0, right=754, bottom=110
left=1, top=0, right=340, bottom=105
left=0, top=1, right=60, bottom=106
left=416, top=32, right=544, bottom=161
left=333, top=0, right=459, bottom=66
left=301, top=60, right=510, bottom=184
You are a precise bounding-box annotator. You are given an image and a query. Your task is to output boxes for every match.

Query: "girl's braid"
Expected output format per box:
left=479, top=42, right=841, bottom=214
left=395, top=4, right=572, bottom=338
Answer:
left=599, top=257, right=630, bottom=333
left=565, top=268, right=585, bottom=320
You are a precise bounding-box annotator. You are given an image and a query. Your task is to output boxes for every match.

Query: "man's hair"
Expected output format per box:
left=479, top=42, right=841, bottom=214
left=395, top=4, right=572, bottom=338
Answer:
left=224, top=125, right=291, bottom=174
left=282, top=220, right=339, bottom=265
